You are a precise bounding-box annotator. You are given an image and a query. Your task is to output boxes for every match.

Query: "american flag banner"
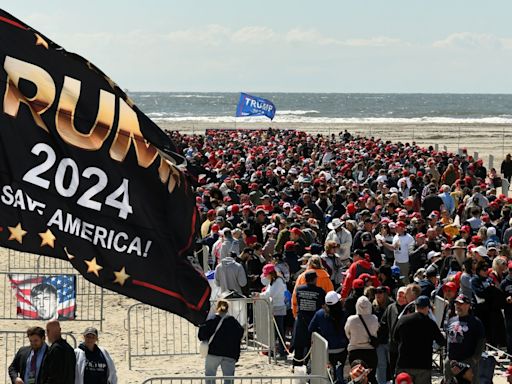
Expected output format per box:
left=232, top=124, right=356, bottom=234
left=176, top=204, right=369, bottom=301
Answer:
left=8, top=274, right=76, bottom=320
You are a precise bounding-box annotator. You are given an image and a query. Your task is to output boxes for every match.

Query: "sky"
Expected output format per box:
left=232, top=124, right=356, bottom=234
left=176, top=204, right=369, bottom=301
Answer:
left=5, top=1, right=512, bottom=93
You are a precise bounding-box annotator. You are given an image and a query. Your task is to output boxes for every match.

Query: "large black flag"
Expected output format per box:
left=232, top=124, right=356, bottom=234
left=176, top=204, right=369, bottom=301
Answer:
left=0, top=10, right=210, bottom=324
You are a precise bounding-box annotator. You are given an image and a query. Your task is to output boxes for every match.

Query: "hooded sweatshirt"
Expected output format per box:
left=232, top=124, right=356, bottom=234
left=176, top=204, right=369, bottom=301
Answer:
left=214, top=257, right=247, bottom=294
left=344, top=296, right=379, bottom=351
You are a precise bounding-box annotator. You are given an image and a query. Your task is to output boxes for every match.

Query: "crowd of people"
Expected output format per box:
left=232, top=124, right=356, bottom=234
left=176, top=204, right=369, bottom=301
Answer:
left=177, top=127, right=512, bottom=384
left=8, top=320, right=117, bottom=384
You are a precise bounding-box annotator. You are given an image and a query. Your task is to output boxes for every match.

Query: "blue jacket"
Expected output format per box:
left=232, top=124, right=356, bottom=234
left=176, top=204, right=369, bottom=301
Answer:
left=308, top=308, right=348, bottom=352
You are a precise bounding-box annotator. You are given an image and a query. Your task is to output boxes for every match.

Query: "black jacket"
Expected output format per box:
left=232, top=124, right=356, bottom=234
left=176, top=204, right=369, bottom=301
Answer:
left=198, top=315, right=244, bottom=360
left=39, top=338, right=76, bottom=384
left=394, top=312, right=446, bottom=369
left=9, top=345, right=48, bottom=384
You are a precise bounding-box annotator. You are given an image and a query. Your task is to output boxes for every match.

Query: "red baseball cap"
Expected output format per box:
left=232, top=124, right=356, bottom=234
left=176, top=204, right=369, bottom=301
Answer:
left=395, top=372, right=413, bottom=384
left=352, top=279, right=365, bottom=289
left=396, top=221, right=407, bottom=228
left=460, top=225, right=471, bottom=233
left=284, top=241, right=295, bottom=251
left=443, top=282, right=457, bottom=292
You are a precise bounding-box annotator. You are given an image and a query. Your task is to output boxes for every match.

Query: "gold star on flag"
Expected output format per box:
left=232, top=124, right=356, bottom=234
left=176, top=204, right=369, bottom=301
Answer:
left=85, top=257, right=103, bottom=277
left=8, top=223, right=27, bottom=244
left=63, top=247, right=75, bottom=260
left=34, top=33, right=48, bottom=49
left=39, top=229, right=56, bottom=248
left=113, top=267, right=130, bottom=286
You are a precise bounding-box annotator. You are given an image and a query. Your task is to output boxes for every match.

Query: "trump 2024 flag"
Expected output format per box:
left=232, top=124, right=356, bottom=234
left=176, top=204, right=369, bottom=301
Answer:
left=9, top=274, right=76, bottom=320
left=236, top=93, right=276, bottom=120
left=0, top=10, right=210, bottom=325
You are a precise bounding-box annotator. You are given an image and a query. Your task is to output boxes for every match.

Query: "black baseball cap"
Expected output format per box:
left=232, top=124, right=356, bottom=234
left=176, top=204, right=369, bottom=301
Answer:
left=82, top=327, right=98, bottom=336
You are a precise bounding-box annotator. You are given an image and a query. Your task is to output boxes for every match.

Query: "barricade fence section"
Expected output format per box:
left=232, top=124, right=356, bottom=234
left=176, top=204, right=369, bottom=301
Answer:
left=127, top=298, right=275, bottom=369
left=310, top=332, right=329, bottom=383
left=0, top=330, right=76, bottom=383
left=141, top=376, right=331, bottom=384
left=7, top=249, right=39, bottom=273
left=0, top=272, right=103, bottom=329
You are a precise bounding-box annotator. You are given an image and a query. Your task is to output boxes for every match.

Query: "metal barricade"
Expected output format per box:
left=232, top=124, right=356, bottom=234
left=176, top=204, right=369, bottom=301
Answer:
left=0, top=272, right=103, bottom=329
left=141, top=376, right=331, bottom=384
left=7, top=249, right=39, bottom=272
left=127, top=297, right=275, bottom=369
left=310, top=332, right=329, bottom=384
left=0, top=330, right=76, bottom=382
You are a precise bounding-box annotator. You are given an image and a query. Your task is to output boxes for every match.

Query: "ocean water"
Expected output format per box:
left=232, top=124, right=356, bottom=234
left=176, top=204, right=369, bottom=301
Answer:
left=128, top=92, right=512, bottom=124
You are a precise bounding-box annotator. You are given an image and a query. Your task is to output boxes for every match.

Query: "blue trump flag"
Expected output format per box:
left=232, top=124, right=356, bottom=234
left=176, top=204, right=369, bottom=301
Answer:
left=236, top=93, right=276, bottom=120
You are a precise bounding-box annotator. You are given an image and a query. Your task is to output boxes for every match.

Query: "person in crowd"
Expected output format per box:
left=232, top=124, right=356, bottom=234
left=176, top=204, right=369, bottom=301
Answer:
left=8, top=326, right=48, bottom=384
left=293, top=256, right=334, bottom=299
left=348, top=360, right=371, bottom=384
left=74, top=327, right=117, bottom=384
left=320, top=240, right=344, bottom=286
left=291, top=270, right=325, bottom=367
left=382, top=221, right=415, bottom=284
left=214, top=251, right=247, bottom=295
left=501, top=153, right=512, bottom=183
left=198, top=300, right=244, bottom=384
left=325, top=218, right=353, bottom=261
left=418, top=264, right=439, bottom=298
left=394, top=296, right=446, bottom=384
left=445, top=294, right=485, bottom=384
left=501, top=261, right=512, bottom=355
left=459, top=257, right=476, bottom=299
left=39, top=320, right=76, bottom=384
left=345, top=296, right=379, bottom=384
left=341, top=249, right=377, bottom=300
left=372, top=286, right=394, bottom=384
left=470, top=260, right=506, bottom=347
left=379, top=286, right=408, bottom=378
left=257, top=263, right=288, bottom=359
left=309, top=291, right=349, bottom=382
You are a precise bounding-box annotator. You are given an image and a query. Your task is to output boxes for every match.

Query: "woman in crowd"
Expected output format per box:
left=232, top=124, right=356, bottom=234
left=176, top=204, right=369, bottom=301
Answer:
left=308, top=291, right=348, bottom=382
left=257, top=263, right=288, bottom=359
left=198, top=300, right=244, bottom=384
left=345, top=296, right=379, bottom=384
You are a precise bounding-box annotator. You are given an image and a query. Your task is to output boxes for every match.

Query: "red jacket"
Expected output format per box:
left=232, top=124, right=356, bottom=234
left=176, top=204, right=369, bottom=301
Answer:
left=340, top=259, right=378, bottom=299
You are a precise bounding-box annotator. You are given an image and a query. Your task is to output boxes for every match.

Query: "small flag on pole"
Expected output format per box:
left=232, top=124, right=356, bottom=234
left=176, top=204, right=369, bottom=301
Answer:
left=236, top=93, right=276, bottom=120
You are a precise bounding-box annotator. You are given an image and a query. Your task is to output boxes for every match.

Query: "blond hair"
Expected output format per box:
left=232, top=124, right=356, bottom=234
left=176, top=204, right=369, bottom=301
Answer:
left=216, top=299, right=229, bottom=314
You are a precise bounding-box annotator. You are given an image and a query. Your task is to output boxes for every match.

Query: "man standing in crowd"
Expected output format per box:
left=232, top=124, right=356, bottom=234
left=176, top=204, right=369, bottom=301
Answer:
left=445, top=294, right=485, bottom=384
left=394, top=296, right=446, bottom=384
left=8, top=326, right=48, bottom=384
left=39, top=320, right=76, bottom=384
left=382, top=221, right=414, bottom=284
left=378, top=286, right=408, bottom=379
left=214, top=251, right=247, bottom=295
left=325, top=218, right=352, bottom=261
left=291, top=270, right=326, bottom=367
left=74, top=327, right=117, bottom=384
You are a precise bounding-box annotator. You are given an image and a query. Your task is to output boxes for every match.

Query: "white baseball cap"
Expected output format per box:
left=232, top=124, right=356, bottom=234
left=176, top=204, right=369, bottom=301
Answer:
left=325, top=291, right=341, bottom=305
left=473, top=245, right=488, bottom=256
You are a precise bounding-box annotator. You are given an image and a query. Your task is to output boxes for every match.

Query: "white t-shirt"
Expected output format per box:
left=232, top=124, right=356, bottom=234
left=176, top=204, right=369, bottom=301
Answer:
left=392, top=233, right=415, bottom=263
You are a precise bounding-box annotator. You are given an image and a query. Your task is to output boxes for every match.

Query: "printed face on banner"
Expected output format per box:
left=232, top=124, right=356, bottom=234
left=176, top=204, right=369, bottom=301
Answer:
left=31, top=284, right=58, bottom=319
left=9, top=274, right=76, bottom=320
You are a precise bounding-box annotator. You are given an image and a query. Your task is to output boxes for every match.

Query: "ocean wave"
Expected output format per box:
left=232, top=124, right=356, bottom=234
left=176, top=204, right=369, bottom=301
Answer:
left=150, top=115, right=512, bottom=124
left=276, top=110, right=320, bottom=115
left=167, top=94, right=224, bottom=99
